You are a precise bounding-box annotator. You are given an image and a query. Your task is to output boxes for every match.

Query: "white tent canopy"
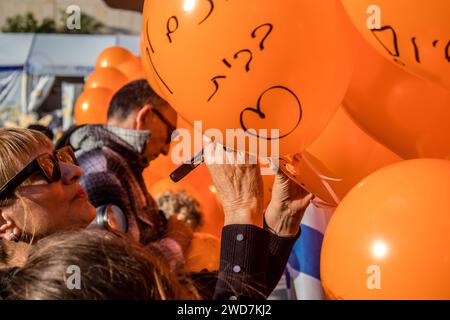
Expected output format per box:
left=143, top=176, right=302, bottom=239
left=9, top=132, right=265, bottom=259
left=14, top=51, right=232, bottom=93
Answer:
left=0, top=33, right=140, bottom=114
left=0, top=34, right=34, bottom=72
left=0, top=33, right=140, bottom=77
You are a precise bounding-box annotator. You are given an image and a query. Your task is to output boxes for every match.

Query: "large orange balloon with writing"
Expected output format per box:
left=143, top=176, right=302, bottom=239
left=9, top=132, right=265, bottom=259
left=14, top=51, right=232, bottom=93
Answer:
left=321, top=159, right=450, bottom=299
left=74, top=88, right=114, bottom=125
left=341, top=0, right=450, bottom=90
left=142, top=0, right=353, bottom=156
left=279, top=107, right=402, bottom=206
left=85, top=67, right=129, bottom=93
left=140, top=35, right=166, bottom=98
left=96, top=46, right=135, bottom=69
left=344, top=29, right=450, bottom=160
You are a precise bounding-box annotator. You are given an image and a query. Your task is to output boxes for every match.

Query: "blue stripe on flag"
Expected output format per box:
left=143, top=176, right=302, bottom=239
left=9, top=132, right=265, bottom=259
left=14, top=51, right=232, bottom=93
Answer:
left=290, top=224, right=324, bottom=280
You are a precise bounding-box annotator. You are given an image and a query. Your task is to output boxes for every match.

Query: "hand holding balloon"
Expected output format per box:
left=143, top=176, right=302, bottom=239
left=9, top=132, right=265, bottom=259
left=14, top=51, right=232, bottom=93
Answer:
left=265, top=170, right=313, bottom=237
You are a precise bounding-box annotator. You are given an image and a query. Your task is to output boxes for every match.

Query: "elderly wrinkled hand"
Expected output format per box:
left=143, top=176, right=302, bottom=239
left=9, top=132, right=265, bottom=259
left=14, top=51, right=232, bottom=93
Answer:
left=265, top=169, right=313, bottom=237
left=205, top=144, right=264, bottom=227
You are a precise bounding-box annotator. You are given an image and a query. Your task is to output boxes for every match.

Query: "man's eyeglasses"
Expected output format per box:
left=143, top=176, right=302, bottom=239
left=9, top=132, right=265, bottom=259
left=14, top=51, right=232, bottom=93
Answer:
left=0, top=146, right=78, bottom=201
left=152, top=108, right=177, bottom=145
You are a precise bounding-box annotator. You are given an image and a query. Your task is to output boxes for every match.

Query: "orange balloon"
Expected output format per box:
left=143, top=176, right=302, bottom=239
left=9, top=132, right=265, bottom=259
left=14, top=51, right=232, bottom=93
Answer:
left=95, top=46, right=134, bottom=69
left=142, top=0, right=353, bottom=156
left=341, top=0, right=450, bottom=90
left=74, top=88, right=114, bottom=125
left=321, top=159, right=450, bottom=299
left=149, top=177, right=202, bottom=203
left=116, top=57, right=146, bottom=81
left=184, top=232, right=221, bottom=273
left=280, top=107, right=402, bottom=206
left=85, top=67, right=129, bottom=93
left=344, top=28, right=450, bottom=160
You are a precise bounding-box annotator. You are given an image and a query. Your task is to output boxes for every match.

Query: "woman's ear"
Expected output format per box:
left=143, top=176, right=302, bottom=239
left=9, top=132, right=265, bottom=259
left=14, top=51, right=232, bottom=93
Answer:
left=0, top=209, right=22, bottom=242
left=136, top=105, right=153, bottom=131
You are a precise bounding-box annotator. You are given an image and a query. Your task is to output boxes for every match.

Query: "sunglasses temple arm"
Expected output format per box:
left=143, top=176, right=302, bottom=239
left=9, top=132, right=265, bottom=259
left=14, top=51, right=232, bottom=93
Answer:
left=0, top=162, right=40, bottom=199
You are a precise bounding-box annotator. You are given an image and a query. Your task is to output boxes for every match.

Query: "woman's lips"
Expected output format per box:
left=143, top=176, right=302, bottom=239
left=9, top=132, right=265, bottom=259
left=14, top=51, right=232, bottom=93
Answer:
left=74, top=188, right=88, bottom=201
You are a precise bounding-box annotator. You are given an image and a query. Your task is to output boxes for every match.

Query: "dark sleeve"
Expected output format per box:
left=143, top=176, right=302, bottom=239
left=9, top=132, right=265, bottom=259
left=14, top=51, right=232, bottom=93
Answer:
left=264, top=223, right=301, bottom=296
left=213, top=225, right=271, bottom=301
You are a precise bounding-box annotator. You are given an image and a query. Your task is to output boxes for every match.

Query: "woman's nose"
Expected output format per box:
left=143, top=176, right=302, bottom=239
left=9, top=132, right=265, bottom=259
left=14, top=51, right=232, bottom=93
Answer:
left=59, top=162, right=83, bottom=185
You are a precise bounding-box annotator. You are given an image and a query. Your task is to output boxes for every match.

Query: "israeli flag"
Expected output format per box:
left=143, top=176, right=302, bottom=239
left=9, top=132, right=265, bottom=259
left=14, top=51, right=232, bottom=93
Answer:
left=287, top=202, right=334, bottom=300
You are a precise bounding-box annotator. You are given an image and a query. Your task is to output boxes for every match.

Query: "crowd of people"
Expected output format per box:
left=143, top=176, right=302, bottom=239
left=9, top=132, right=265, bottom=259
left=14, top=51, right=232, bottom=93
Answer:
left=0, top=79, right=312, bottom=300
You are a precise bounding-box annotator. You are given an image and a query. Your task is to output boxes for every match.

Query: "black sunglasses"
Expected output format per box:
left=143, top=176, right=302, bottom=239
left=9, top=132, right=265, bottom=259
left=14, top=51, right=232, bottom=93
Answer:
left=0, top=146, right=78, bottom=201
left=152, top=108, right=177, bottom=145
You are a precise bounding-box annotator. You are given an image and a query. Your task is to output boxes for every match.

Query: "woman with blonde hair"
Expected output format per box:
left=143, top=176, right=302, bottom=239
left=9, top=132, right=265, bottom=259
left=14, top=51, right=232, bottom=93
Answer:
left=0, top=128, right=95, bottom=267
left=0, top=127, right=313, bottom=300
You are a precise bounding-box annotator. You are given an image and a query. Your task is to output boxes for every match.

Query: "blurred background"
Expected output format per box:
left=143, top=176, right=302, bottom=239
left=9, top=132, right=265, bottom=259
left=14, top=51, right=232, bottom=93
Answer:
left=0, top=0, right=143, bottom=131
left=2, top=0, right=448, bottom=301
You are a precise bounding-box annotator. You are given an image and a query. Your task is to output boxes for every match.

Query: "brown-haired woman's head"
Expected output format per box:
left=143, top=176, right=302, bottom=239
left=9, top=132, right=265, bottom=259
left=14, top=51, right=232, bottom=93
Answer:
left=1, top=229, right=195, bottom=300
left=0, top=128, right=95, bottom=243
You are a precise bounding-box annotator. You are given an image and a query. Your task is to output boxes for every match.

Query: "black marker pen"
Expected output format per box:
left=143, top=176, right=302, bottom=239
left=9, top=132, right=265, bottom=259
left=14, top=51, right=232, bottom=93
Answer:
left=169, top=150, right=204, bottom=183
left=169, top=144, right=233, bottom=182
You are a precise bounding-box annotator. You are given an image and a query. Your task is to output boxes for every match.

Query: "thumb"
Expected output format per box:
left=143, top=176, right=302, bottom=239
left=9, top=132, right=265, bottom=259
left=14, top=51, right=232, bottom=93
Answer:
left=274, top=168, right=293, bottom=188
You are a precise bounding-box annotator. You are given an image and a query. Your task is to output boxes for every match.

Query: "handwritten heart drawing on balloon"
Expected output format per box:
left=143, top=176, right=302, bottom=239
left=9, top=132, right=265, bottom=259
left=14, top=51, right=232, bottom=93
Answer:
left=240, top=86, right=302, bottom=140
left=144, top=9, right=301, bottom=142
left=142, top=0, right=353, bottom=155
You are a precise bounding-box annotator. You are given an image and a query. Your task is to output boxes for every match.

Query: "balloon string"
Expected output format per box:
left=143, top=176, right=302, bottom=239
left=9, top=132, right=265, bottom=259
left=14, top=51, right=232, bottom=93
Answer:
left=311, top=197, right=336, bottom=209
left=300, top=151, right=342, bottom=206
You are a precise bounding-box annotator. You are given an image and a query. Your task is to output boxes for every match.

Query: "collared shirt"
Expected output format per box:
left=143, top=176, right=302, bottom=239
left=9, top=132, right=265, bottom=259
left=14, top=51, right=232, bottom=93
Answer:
left=105, top=126, right=151, bottom=155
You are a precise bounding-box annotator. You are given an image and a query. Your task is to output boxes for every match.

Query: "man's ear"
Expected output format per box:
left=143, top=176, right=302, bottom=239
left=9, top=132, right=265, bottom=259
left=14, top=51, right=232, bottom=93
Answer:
left=136, top=105, right=153, bottom=131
